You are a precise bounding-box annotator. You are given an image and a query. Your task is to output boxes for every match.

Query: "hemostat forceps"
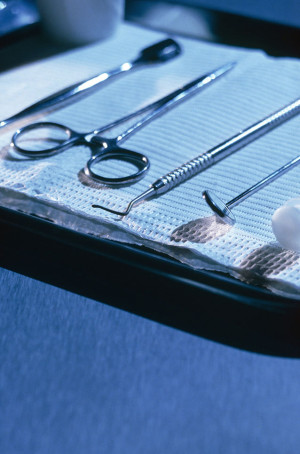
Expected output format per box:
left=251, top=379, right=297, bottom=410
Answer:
left=93, top=98, right=300, bottom=214
left=12, top=62, right=235, bottom=186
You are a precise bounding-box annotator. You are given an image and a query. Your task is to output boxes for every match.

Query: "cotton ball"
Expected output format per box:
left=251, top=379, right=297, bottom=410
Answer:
left=272, top=200, right=300, bottom=252
left=282, top=197, right=300, bottom=207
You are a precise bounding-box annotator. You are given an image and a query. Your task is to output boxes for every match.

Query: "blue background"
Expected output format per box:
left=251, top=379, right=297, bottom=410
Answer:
left=1, top=267, right=300, bottom=453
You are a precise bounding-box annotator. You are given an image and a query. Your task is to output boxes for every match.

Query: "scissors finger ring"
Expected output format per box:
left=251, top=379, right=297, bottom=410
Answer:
left=11, top=62, right=235, bottom=186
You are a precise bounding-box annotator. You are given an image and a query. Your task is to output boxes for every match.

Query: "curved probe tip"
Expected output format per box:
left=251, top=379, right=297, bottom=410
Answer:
left=92, top=203, right=130, bottom=216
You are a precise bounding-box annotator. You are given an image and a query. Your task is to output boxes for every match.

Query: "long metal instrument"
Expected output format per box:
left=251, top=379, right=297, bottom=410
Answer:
left=12, top=62, right=236, bottom=186
left=93, top=98, right=300, bottom=215
left=203, top=154, right=300, bottom=225
left=0, top=38, right=181, bottom=130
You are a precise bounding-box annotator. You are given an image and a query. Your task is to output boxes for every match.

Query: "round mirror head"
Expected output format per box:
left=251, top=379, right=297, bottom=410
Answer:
left=202, top=190, right=236, bottom=226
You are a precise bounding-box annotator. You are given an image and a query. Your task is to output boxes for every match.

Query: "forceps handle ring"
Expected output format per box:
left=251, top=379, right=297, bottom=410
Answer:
left=84, top=148, right=150, bottom=186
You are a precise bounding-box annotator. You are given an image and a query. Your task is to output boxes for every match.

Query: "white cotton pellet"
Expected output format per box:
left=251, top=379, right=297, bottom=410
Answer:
left=272, top=199, right=300, bottom=252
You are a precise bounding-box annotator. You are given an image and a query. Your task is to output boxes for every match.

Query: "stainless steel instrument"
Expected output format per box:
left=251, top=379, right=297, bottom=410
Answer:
left=12, top=62, right=235, bottom=186
left=203, top=154, right=300, bottom=225
left=0, top=38, right=181, bottom=129
left=93, top=98, right=300, bottom=215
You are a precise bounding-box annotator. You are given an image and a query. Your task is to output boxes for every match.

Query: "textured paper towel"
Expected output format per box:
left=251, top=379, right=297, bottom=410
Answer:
left=0, top=23, right=299, bottom=298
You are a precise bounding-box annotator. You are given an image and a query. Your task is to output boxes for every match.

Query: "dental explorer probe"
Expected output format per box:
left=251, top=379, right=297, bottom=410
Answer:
left=93, top=98, right=300, bottom=216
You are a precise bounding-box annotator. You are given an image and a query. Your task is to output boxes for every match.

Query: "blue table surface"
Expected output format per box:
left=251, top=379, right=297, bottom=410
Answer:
left=1, top=266, right=300, bottom=454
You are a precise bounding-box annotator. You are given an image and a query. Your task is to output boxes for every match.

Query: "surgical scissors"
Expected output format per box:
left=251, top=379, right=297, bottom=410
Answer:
left=12, top=62, right=235, bottom=186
